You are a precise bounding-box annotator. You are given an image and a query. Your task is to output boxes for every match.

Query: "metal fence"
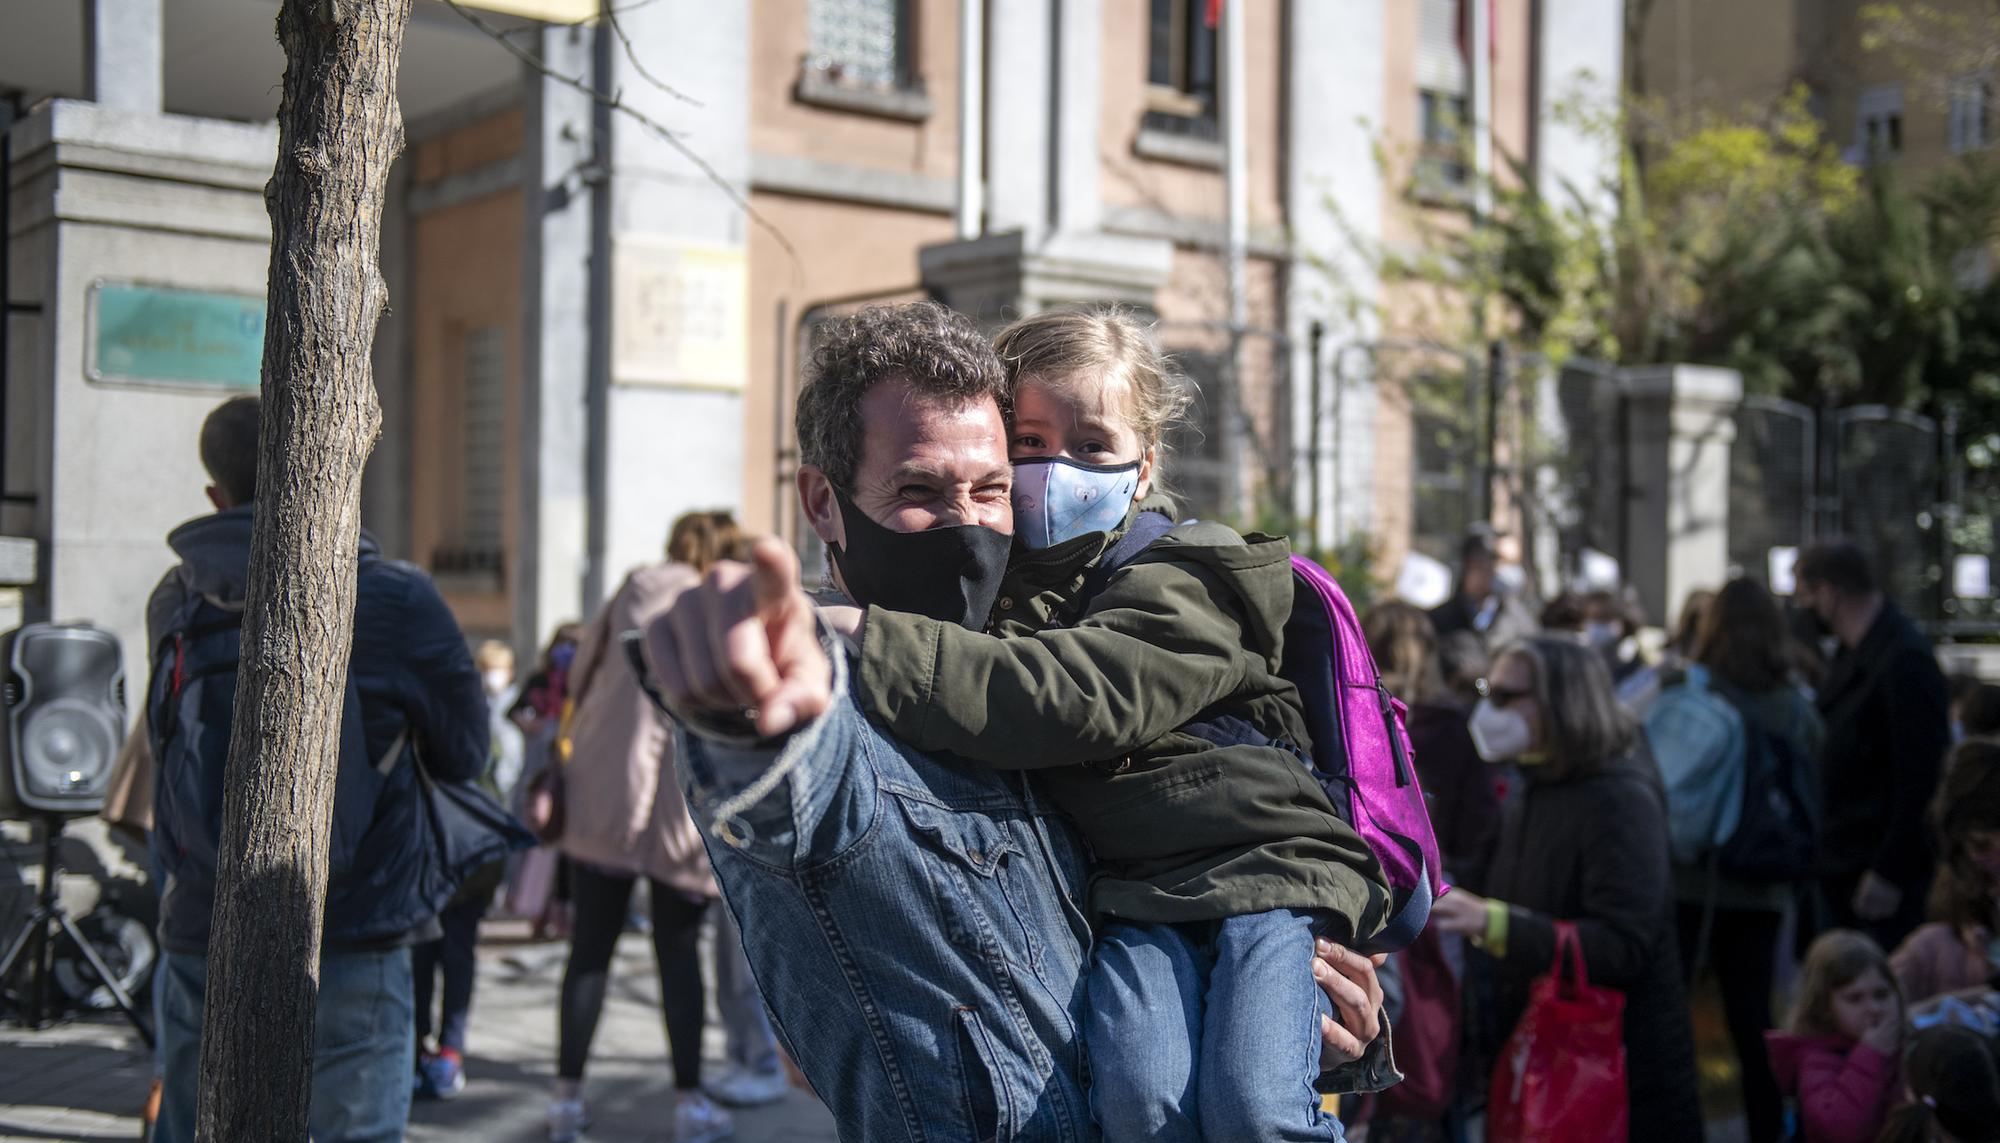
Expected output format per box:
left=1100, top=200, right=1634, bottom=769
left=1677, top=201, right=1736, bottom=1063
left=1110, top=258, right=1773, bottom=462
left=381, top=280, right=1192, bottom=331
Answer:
left=1154, top=321, right=1294, bottom=527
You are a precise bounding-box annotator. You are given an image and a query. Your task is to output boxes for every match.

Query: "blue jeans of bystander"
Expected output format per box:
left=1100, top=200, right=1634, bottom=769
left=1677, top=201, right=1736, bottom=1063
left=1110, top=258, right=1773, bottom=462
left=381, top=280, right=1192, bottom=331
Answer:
left=154, top=945, right=415, bottom=1143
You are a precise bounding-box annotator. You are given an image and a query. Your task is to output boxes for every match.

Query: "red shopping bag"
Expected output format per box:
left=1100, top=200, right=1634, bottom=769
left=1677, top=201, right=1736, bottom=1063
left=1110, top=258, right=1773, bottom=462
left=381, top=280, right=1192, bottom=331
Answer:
left=1487, top=921, right=1628, bottom=1142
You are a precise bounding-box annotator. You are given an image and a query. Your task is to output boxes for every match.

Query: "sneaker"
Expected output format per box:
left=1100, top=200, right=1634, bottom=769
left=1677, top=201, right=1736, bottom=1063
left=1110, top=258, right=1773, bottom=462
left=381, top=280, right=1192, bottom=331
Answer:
left=547, top=1097, right=590, bottom=1143
left=420, top=1048, right=466, bottom=1101
left=673, top=1093, right=733, bottom=1143
left=704, top=1067, right=789, bottom=1108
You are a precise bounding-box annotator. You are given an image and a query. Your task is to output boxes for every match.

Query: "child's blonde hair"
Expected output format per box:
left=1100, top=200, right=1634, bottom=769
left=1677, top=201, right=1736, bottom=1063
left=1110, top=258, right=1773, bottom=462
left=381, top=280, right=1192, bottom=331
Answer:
left=474, top=639, right=514, bottom=674
left=991, top=309, right=1193, bottom=453
left=1785, top=929, right=1900, bottom=1039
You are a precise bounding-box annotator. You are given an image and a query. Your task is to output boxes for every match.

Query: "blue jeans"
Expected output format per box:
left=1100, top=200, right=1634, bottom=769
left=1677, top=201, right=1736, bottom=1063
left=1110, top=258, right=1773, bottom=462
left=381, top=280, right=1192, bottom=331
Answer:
left=1086, top=908, right=1344, bottom=1142
left=154, top=945, right=415, bottom=1143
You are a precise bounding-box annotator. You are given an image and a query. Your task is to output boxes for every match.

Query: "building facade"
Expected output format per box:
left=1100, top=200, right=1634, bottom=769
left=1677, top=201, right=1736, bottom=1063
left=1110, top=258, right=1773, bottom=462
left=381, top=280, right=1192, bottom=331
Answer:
left=3, top=0, right=1619, bottom=673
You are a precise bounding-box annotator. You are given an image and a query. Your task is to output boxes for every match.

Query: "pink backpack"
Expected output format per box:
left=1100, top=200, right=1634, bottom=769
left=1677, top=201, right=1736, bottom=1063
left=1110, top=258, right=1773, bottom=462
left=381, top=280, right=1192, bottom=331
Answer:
left=1091, top=516, right=1447, bottom=952
left=1283, top=555, right=1446, bottom=951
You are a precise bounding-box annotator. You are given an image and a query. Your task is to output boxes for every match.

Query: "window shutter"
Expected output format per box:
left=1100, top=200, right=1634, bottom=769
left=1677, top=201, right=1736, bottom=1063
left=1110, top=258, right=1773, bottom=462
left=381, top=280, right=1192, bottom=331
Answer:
left=1417, top=0, right=1467, bottom=96
left=462, top=326, right=507, bottom=556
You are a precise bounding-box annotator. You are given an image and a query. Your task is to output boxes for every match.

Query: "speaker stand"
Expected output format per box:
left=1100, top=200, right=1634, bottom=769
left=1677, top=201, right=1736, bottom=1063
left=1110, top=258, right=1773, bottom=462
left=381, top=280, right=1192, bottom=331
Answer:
left=0, top=815, right=155, bottom=1048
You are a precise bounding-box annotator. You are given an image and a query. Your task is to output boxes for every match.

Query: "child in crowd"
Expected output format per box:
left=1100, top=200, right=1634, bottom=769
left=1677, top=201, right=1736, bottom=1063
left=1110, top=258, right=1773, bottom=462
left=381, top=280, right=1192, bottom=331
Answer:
left=1765, top=930, right=1905, bottom=1143
left=1877, top=1024, right=2000, bottom=1143
left=1891, top=739, right=2000, bottom=1006
left=838, top=309, right=1390, bottom=1142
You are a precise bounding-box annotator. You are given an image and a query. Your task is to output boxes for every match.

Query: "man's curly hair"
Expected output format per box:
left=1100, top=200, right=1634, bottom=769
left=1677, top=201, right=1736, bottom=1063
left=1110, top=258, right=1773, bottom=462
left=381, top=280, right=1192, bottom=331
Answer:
left=795, top=301, right=1009, bottom=492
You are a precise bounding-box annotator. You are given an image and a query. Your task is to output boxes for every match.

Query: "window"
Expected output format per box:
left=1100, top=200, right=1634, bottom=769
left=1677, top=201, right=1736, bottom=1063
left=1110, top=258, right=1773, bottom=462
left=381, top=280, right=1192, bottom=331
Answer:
left=1951, top=72, right=1994, bottom=153
left=435, top=326, right=507, bottom=585
left=807, top=0, right=912, bottom=91
left=1857, top=85, right=1904, bottom=158
left=1416, top=0, right=1470, bottom=190
left=1144, top=0, right=1219, bottom=140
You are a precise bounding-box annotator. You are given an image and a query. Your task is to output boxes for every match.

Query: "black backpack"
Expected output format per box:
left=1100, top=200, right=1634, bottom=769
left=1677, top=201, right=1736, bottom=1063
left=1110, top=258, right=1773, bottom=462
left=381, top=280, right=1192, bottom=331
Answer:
left=1713, top=684, right=1821, bottom=882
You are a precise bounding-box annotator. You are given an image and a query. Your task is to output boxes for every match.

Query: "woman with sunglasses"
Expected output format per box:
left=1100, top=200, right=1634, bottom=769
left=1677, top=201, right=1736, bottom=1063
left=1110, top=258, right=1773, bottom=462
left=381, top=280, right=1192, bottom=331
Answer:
left=1430, top=637, right=1702, bottom=1142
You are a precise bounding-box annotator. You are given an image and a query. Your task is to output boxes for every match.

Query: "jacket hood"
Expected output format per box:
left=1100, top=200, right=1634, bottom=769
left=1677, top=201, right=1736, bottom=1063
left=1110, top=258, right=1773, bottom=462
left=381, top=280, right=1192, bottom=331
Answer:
left=1764, top=1030, right=1854, bottom=1091
left=166, top=505, right=382, bottom=609
left=1149, top=521, right=1295, bottom=662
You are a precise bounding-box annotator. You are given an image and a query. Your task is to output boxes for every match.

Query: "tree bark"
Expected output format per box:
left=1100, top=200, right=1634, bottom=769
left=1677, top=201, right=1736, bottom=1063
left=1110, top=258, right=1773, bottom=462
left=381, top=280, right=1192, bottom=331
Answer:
left=195, top=1, right=410, bottom=1138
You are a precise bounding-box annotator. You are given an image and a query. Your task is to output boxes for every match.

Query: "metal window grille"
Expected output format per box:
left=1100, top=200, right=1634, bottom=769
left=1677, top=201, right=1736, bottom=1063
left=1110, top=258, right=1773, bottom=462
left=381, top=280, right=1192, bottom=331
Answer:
left=809, top=0, right=906, bottom=90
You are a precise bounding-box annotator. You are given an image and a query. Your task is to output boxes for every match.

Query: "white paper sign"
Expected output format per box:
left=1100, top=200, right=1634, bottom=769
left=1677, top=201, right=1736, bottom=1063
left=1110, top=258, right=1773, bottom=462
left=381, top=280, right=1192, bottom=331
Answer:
left=1955, top=554, right=1992, bottom=600
left=1768, top=546, right=1799, bottom=595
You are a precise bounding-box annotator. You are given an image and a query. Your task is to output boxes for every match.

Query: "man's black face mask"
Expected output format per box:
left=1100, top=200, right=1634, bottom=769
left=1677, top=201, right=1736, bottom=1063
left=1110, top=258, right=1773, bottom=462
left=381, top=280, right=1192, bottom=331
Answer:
left=827, top=488, right=1011, bottom=631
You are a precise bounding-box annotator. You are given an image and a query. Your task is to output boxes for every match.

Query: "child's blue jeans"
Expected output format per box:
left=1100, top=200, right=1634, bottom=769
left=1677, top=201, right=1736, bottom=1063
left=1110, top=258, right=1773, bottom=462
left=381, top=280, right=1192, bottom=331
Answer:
left=1086, top=906, right=1345, bottom=1142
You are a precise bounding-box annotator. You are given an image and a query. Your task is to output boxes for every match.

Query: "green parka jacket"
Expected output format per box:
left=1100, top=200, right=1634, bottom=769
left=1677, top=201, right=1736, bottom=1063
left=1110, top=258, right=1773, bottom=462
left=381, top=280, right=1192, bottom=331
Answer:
left=857, top=511, right=1389, bottom=940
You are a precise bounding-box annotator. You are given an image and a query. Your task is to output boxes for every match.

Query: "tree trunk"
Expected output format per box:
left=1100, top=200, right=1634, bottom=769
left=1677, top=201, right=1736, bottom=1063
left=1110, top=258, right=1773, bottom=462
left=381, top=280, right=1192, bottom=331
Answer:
left=195, top=1, right=410, bottom=1138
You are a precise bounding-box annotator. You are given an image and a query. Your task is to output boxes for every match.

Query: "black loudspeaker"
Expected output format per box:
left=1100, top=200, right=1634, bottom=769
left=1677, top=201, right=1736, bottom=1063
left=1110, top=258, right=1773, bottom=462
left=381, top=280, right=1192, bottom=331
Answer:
left=0, top=623, right=126, bottom=819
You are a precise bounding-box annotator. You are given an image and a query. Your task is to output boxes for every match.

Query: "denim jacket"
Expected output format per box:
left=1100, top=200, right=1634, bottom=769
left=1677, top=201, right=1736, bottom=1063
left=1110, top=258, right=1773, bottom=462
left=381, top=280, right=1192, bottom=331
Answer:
left=675, top=643, right=1099, bottom=1142
left=665, top=633, right=1400, bottom=1141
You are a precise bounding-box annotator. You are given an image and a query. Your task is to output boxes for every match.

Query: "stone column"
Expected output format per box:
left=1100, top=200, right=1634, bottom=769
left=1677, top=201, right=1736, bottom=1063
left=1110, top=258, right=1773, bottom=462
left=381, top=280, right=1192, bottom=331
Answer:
left=596, top=0, right=750, bottom=594
left=84, top=0, right=164, bottom=115
left=517, top=27, right=595, bottom=654
left=1287, top=0, right=1386, bottom=550
left=1535, top=0, right=1623, bottom=213
left=1620, top=364, right=1742, bottom=630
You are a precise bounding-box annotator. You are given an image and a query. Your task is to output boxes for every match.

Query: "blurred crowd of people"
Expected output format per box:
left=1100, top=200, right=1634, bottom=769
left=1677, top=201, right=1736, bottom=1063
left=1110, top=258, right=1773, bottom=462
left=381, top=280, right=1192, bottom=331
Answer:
left=1344, top=531, right=2000, bottom=1143
left=105, top=378, right=2000, bottom=1143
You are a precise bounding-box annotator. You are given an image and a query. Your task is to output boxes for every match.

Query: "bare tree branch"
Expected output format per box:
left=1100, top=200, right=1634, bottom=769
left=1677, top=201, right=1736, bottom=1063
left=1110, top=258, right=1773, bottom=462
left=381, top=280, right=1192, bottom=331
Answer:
left=600, top=3, right=702, bottom=109
left=441, top=0, right=801, bottom=271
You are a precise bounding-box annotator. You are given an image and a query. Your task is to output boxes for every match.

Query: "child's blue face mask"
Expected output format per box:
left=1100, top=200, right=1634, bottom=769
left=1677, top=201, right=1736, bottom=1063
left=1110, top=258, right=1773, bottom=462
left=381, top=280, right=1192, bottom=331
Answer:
left=1011, top=456, right=1142, bottom=550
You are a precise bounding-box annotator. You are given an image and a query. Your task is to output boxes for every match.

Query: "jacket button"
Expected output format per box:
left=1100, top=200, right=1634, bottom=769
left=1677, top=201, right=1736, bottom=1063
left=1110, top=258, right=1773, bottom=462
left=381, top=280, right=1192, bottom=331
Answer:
left=998, top=597, right=1014, bottom=611
left=967, top=849, right=985, bottom=865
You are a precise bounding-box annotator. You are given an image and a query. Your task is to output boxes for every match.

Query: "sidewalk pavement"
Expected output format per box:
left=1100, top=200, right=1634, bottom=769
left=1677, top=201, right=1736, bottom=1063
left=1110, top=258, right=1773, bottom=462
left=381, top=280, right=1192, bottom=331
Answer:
left=0, top=919, right=838, bottom=1142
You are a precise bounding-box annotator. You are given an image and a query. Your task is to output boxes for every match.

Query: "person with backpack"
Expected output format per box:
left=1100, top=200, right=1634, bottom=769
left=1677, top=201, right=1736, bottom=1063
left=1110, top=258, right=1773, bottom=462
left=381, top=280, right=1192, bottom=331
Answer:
left=1428, top=636, right=1704, bottom=1142
left=1891, top=740, right=2000, bottom=1006
left=817, top=308, right=1392, bottom=1141
left=635, top=302, right=1396, bottom=1143
left=1795, top=540, right=1951, bottom=951
left=1644, top=577, right=1824, bottom=1143
left=147, top=396, right=494, bottom=1143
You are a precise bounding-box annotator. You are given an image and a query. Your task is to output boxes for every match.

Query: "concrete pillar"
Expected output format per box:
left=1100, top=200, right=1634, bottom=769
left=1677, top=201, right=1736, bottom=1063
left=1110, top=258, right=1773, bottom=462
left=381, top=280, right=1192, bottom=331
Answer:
left=921, top=1, right=1166, bottom=325
left=597, top=0, right=749, bottom=592
left=1052, top=0, right=1101, bottom=235
left=984, top=0, right=1052, bottom=240
left=1286, top=0, right=1386, bottom=549
left=1535, top=0, right=1623, bottom=213
left=7, top=101, right=276, bottom=680
left=518, top=26, right=595, bottom=653
left=84, top=0, right=164, bottom=115
left=1620, top=364, right=1742, bottom=630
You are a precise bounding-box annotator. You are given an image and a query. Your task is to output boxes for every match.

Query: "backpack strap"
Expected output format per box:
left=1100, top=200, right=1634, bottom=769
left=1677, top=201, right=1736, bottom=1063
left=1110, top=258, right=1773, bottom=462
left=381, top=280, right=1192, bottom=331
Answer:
left=1074, top=511, right=1179, bottom=615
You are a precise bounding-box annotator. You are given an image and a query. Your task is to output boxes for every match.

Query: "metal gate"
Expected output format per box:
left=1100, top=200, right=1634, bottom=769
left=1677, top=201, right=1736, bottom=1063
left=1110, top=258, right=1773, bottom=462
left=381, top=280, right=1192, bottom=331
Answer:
left=1154, top=321, right=1293, bottom=528
left=1728, top=397, right=1816, bottom=586
left=1722, top=401, right=1947, bottom=623
left=1830, top=407, right=1943, bottom=623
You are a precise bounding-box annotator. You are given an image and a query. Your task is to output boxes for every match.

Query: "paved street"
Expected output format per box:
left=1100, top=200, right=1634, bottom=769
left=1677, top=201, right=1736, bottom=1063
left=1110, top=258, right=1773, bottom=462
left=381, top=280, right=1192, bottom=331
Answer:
left=0, top=920, right=838, bottom=1142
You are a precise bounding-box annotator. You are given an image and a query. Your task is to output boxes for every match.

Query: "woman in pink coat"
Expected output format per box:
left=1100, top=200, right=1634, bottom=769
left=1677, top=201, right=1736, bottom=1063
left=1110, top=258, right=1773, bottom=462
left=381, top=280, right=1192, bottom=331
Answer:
left=546, top=512, right=779, bottom=1143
